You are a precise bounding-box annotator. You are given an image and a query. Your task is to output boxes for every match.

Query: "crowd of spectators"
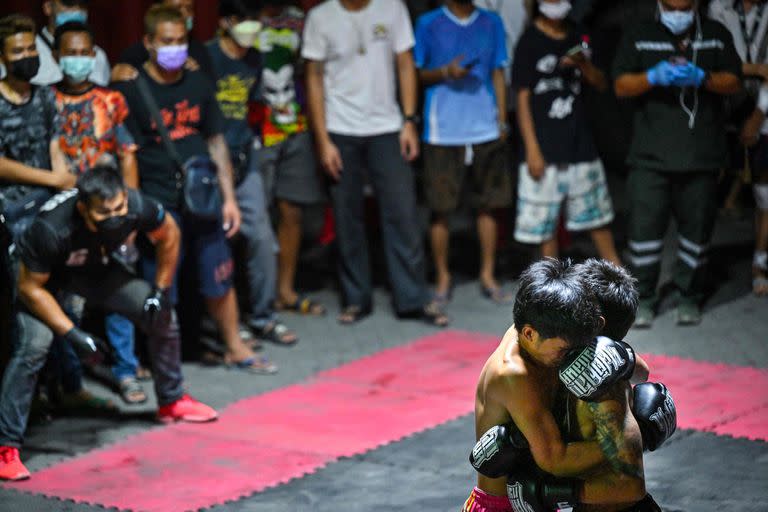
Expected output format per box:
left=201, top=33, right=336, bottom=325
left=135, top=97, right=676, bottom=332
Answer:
left=0, top=0, right=764, bottom=482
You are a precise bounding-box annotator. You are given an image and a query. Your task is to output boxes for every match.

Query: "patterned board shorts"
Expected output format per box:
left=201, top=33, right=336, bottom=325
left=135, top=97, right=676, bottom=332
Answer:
left=514, top=158, right=615, bottom=244
left=461, top=487, right=512, bottom=512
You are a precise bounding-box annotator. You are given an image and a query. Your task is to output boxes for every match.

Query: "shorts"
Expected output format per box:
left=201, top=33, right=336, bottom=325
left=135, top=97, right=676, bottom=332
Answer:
left=141, top=209, right=233, bottom=303
left=461, top=487, right=512, bottom=512
left=618, top=494, right=662, bottom=512
left=423, top=139, right=511, bottom=214
left=257, top=131, right=326, bottom=205
left=514, top=159, right=614, bottom=244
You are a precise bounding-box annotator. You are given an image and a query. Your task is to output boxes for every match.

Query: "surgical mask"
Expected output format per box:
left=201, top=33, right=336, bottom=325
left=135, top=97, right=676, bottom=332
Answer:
left=59, top=55, right=94, bottom=83
left=539, top=0, right=572, bottom=20
left=7, top=56, right=40, bottom=82
left=55, top=10, right=88, bottom=26
left=186, top=16, right=194, bottom=31
left=230, top=20, right=262, bottom=48
left=659, top=4, right=695, bottom=35
left=156, top=44, right=188, bottom=71
left=94, top=214, right=135, bottom=249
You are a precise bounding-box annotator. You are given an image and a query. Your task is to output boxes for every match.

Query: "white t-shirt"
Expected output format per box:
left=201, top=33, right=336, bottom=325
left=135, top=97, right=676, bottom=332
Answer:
left=302, top=0, right=415, bottom=136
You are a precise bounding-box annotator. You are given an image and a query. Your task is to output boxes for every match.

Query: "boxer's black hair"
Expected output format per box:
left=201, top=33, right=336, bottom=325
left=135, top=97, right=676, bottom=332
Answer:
left=513, top=258, right=600, bottom=348
left=77, top=164, right=126, bottom=206
left=575, top=258, right=638, bottom=341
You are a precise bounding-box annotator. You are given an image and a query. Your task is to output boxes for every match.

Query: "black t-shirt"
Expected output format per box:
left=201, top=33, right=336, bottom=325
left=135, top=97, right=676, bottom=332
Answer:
left=118, top=39, right=216, bottom=84
left=205, top=38, right=261, bottom=157
left=17, top=188, right=164, bottom=288
left=114, top=69, right=224, bottom=209
left=612, top=19, right=742, bottom=171
left=512, top=23, right=598, bottom=165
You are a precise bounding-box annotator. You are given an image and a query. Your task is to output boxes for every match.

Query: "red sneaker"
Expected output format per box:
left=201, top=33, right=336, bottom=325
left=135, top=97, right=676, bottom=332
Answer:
left=157, top=395, right=218, bottom=424
left=0, top=446, right=31, bottom=481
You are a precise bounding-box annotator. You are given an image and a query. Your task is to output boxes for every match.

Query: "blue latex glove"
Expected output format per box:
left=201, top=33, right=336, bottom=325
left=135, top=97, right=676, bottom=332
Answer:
left=671, top=62, right=706, bottom=88
left=646, top=60, right=678, bottom=87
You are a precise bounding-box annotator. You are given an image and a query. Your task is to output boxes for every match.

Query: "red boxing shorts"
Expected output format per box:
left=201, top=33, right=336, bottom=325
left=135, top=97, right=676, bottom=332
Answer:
left=462, top=487, right=512, bottom=512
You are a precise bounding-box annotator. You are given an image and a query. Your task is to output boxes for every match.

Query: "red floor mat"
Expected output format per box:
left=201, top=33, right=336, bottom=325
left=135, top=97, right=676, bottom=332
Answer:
left=8, top=331, right=768, bottom=511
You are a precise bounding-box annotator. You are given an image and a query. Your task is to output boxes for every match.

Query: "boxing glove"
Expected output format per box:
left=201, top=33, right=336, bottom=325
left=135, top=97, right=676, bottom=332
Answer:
left=507, top=468, right=579, bottom=512
left=559, top=336, right=636, bottom=401
left=632, top=382, right=677, bottom=452
left=470, top=421, right=530, bottom=478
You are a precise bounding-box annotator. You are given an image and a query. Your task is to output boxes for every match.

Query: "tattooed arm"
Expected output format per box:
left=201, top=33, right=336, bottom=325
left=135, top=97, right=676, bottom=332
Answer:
left=580, top=382, right=647, bottom=506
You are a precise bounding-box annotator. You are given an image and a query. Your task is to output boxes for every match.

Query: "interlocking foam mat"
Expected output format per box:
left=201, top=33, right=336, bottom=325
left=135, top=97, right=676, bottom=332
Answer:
left=7, top=330, right=767, bottom=511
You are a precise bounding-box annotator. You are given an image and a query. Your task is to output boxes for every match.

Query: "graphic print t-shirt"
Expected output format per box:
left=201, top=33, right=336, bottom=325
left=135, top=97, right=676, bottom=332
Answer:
left=115, top=69, right=224, bottom=209
left=511, top=24, right=597, bottom=165
left=255, top=7, right=308, bottom=147
left=54, top=85, right=137, bottom=175
left=206, top=38, right=260, bottom=157
left=0, top=85, right=62, bottom=199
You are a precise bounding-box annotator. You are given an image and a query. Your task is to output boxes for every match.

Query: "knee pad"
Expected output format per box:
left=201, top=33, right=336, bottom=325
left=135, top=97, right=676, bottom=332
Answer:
left=755, top=184, right=768, bottom=211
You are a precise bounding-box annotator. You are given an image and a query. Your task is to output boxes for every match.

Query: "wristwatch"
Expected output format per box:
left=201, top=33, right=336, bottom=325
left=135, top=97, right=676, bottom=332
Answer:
left=404, top=113, right=421, bottom=125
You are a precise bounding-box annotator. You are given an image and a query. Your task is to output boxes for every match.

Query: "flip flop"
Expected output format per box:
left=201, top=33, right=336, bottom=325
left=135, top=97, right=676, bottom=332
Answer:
left=118, top=377, right=148, bottom=405
left=278, top=295, right=327, bottom=316
left=225, top=355, right=278, bottom=375
left=337, top=305, right=371, bottom=325
left=250, top=321, right=298, bottom=345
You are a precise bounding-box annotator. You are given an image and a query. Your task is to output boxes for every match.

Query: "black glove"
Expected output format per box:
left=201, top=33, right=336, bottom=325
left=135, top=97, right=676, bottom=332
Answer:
left=470, top=421, right=530, bottom=478
left=632, top=381, right=677, bottom=452
left=559, top=336, right=636, bottom=401
left=63, top=326, right=108, bottom=364
left=507, top=468, right=580, bottom=512
left=142, top=285, right=172, bottom=330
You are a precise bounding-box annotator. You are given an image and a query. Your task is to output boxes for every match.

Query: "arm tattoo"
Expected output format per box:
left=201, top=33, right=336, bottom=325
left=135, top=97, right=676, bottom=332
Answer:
left=587, top=400, right=643, bottom=479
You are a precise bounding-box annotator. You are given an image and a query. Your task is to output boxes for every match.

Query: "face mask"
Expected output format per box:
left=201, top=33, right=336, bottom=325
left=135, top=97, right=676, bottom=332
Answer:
left=659, top=4, right=695, bottom=35
left=230, top=20, right=262, bottom=48
left=94, top=214, right=134, bottom=248
left=539, top=0, right=572, bottom=20
left=7, top=56, right=40, bottom=82
left=59, top=55, right=95, bottom=83
left=55, top=10, right=88, bottom=27
left=156, top=44, right=188, bottom=71
left=186, top=16, right=194, bottom=31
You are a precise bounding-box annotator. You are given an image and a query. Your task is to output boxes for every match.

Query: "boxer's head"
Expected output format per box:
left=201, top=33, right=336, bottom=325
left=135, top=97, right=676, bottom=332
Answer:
left=513, top=259, right=601, bottom=367
left=574, top=258, right=638, bottom=341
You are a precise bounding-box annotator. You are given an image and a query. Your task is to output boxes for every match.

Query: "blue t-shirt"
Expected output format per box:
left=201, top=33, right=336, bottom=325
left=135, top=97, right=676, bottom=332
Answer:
left=414, top=7, right=508, bottom=145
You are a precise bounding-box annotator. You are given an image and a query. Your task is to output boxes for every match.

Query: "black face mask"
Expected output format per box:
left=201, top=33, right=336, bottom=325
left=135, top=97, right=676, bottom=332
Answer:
left=7, top=56, right=40, bottom=82
left=94, top=214, right=135, bottom=249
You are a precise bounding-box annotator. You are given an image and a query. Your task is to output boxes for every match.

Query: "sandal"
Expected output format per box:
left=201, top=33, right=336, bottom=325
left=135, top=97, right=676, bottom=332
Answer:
left=422, top=301, right=450, bottom=328
left=225, top=355, right=278, bottom=375
left=277, top=295, right=327, bottom=316
left=251, top=321, right=298, bottom=345
left=481, top=285, right=513, bottom=305
left=337, top=305, right=371, bottom=325
left=119, top=377, right=148, bottom=405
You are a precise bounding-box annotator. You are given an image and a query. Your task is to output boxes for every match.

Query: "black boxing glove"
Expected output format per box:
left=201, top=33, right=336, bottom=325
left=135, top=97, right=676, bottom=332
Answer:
left=63, top=326, right=108, bottom=364
left=470, top=421, right=530, bottom=478
left=507, top=468, right=580, bottom=512
left=142, top=285, right=172, bottom=331
left=632, top=382, right=677, bottom=452
left=559, top=336, right=636, bottom=401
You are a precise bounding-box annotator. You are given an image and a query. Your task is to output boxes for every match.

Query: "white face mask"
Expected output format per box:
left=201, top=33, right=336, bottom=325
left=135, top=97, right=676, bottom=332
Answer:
left=230, top=20, right=262, bottom=48
left=539, top=0, right=572, bottom=20
left=658, top=3, right=695, bottom=35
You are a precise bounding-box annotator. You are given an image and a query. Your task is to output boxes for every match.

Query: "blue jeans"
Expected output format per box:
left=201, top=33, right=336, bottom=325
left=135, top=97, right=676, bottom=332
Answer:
left=106, top=313, right=138, bottom=382
left=0, top=267, right=184, bottom=448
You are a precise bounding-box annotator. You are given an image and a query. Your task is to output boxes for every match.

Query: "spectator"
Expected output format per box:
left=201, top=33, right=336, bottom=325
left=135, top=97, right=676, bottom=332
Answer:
left=414, top=1, right=512, bottom=304
left=205, top=0, right=298, bottom=344
left=255, top=0, right=328, bottom=317
left=613, top=0, right=741, bottom=326
left=474, top=0, right=528, bottom=96
left=0, top=14, right=74, bottom=238
left=53, top=21, right=148, bottom=404
left=113, top=0, right=215, bottom=83
left=114, top=5, right=276, bottom=373
left=0, top=1, right=110, bottom=87
left=512, top=0, right=620, bottom=265
left=708, top=0, right=768, bottom=296
left=303, top=0, right=449, bottom=326
left=0, top=165, right=217, bottom=482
